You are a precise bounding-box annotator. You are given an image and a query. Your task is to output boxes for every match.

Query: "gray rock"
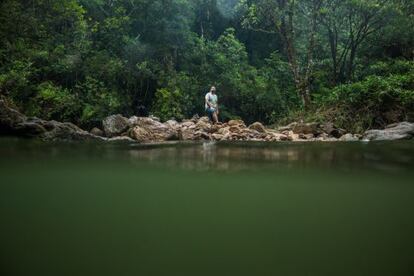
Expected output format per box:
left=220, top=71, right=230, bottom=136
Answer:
left=363, top=122, right=414, bottom=141
left=340, top=133, right=359, bottom=142
left=103, top=114, right=129, bottom=137
left=41, top=121, right=105, bottom=142
left=14, top=122, right=47, bottom=136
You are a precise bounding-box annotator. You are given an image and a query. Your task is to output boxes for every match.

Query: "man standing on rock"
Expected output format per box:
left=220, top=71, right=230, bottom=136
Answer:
left=205, top=86, right=219, bottom=124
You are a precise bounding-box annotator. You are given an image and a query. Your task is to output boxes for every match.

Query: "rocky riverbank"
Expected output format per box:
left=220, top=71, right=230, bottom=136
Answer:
left=1, top=98, right=413, bottom=143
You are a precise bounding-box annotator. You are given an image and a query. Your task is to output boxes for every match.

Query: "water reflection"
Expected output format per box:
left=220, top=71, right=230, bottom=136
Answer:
left=0, top=138, right=413, bottom=172
left=126, top=141, right=414, bottom=172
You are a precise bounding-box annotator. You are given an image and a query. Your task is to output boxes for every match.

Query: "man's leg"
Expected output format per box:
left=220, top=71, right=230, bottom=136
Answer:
left=212, top=111, right=218, bottom=124
left=206, top=109, right=213, bottom=122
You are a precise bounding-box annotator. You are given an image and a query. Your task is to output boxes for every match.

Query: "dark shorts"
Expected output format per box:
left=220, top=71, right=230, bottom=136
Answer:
left=206, top=107, right=215, bottom=121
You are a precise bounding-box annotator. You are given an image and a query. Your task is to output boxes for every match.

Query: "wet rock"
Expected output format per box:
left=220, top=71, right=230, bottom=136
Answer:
left=108, top=136, right=136, bottom=143
left=363, top=122, right=414, bottom=141
left=248, top=122, right=266, bottom=133
left=103, top=114, right=129, bottom=137
left=90, top=127, right=104, bottom=137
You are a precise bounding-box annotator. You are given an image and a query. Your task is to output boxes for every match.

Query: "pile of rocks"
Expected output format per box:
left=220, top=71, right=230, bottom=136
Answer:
left=94, top=115, right=362, bottom=142
left=2, top=97, right=413, bottom=142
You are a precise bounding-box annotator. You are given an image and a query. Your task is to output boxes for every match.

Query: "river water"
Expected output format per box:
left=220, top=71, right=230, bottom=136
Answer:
left=1, top=138, right=414, bottom=276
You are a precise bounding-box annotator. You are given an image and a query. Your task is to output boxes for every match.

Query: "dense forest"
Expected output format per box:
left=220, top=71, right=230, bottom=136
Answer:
left=0, top=0, right=413, bottom=132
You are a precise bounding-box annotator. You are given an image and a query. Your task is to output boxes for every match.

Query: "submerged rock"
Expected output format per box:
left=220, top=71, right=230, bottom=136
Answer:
left=363, top=122, right=414, bottom=141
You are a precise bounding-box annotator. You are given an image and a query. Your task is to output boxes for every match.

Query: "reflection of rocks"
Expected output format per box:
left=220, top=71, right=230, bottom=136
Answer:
left=363, top=122, right=414, bottom=141
left=127, top=140, right=413, bottom=172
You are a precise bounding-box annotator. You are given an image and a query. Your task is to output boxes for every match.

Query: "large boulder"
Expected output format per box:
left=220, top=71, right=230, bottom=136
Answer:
left=363, top=122, right=414, bottom=141
left=103, top=114, right=129, bottom=137
left=41, top=121, right=105, bottom=141
left=130, top=126, right=152, bottom=142
left=128, top=116, right=178, bottom=142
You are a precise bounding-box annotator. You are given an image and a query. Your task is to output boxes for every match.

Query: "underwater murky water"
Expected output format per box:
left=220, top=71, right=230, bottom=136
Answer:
left=1, top=138, right=414, bottom=276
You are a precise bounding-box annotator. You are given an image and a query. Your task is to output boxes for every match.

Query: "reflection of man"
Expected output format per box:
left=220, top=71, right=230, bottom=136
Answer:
left=205, top=86, right=219, bottom=123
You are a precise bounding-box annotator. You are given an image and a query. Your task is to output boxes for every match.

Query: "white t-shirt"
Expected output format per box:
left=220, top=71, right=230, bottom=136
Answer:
left=205, top=92, right=218, bottom=110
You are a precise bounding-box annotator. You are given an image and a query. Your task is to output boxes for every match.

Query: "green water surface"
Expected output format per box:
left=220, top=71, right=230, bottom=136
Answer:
left=0, top=138, right=414, bottom=276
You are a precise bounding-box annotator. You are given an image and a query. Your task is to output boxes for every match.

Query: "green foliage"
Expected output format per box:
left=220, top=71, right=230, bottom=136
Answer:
left=30, top=82, right=78, bottom=122
left=316, top=68, right=414, bottom=133
left=152, top=88, right=185, bottom=122
left=0, top=0, right=413, bottom=129
left=74, top=77, right=122, bottom=124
